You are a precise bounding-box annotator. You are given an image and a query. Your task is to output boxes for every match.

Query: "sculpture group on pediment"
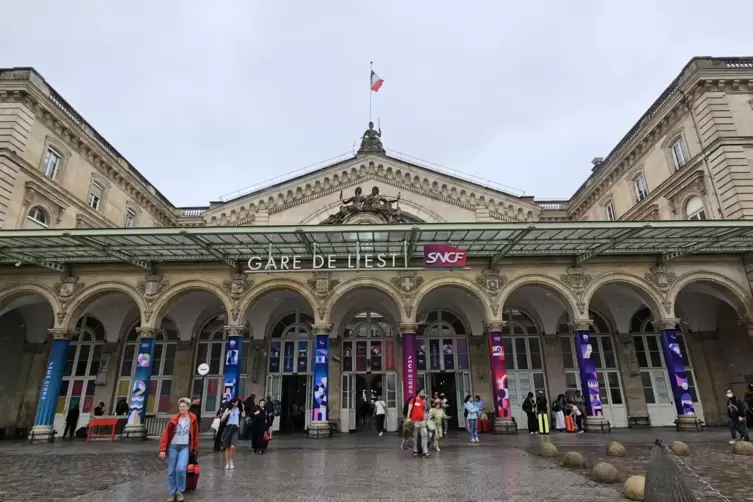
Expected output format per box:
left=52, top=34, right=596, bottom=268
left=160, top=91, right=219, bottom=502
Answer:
left=321, top=186, right=404, bottom=224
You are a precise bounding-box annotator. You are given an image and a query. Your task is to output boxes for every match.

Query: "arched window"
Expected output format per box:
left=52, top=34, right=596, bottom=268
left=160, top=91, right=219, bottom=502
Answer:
left=341, top=311, right=395, bottom=373
left=629, top=307, right=700, bottom=417
left=268, top=311, right=313, bottom=375
left=25, top=206, right=49, bottom=229
left=115, top=318, right=179, bottom=414
left=685, top=196, right=706, bottom=221
left=194, top=313, right=250, bottom=413
left=417, top=309, right=469, bottom=371
left=58, top=315, right=106, bottom=416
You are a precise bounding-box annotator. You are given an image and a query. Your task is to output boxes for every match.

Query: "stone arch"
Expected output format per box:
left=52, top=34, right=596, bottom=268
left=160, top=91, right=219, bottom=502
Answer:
left=411, top=275, right=493, bottom=322
left=324, top=277, right=405, bottom=324
left=64, top=281, right=147, bottom=331
left=499, top=274, right=579, bottom=318
left=237, top=278, right=319, bottom=325
left=149, top=280, right=234, bottom=329
left=582, top=272, right=666, bottom=318
left=0, top=283, right=61, bottom=314
left=667, top=271, right=751, bottom=318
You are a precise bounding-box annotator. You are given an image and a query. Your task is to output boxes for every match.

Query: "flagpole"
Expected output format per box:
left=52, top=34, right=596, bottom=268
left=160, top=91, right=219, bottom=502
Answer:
left=369, top=61, right=373, bottom=122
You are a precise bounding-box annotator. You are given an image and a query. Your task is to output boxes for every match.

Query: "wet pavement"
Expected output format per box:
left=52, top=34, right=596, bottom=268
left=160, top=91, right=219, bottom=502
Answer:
left=0, top=428, right=742, bottom=501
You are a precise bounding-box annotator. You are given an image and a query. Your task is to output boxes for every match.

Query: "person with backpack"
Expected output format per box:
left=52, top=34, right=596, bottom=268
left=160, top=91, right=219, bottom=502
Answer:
left=552, top=393, right=567, bottom=432
left=406, top=388, right=429, bottom=458
left=727, top=388, right=750, bottom=444
left=522, top=392, right=536, bottom=434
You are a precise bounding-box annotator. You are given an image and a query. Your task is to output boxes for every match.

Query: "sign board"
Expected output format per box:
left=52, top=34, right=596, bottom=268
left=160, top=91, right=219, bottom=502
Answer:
left=197, top=363, right=210, bottom=376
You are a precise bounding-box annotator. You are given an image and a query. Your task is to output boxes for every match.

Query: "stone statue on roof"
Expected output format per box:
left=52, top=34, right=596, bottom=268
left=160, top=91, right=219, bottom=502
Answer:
left=321, top=186, right=404, bottom=224
left=357, top=121, right=385, bottom=155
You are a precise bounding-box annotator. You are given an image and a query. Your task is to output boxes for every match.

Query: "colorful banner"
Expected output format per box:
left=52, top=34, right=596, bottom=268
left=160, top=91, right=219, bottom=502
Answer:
left=402, top=332, right=417, bottom=400
left=283, top=341, right=294, bottom=373
left=127, top=336, right=155, bottom=425
left=34, top=337, right=70, bottom=427
left=423, top=244, right=468, bottom=268
left=384, top=340, right=395, bottom=371
left=222, top=335, right=242, bottom=405
left=429, top=339, right=441, bottom=370
left=312, top=333, right=329, bottom=422
left=443, top=339, right=454, bottom=370
left=574, top=330, right=603, bottom=416
left=660, top=328, right=695, bottom=416
left=488, top=333, right=510, bottom=418
left=416, top=340, right=426, bottom=370
left=297, top=341, right=308, bottom=373
left=269, top=341, right=281, bottom=373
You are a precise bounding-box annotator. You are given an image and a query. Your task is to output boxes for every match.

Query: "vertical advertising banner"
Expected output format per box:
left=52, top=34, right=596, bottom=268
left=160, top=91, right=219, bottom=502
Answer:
left=384, top=340, right=395, bottom=371
left=312, top=334, right=329, bottom=422
left=661, top=328, right=695, bottom=416
left=269, top=341, right=281, bottom=373
left=127, top=337, right=155, bottom=425
left=402, top=333, right=417, bottom=401
left=283, top=341, right=294, bottom=373
left=222, top=335, right=243, bottom=405
left=35, top=338, right=71, bottom=427
left=574, top=331, right=603, bottom=416
left=488, top=333, right=510, bottom=418
left=429, top=339, right=441, bottom=370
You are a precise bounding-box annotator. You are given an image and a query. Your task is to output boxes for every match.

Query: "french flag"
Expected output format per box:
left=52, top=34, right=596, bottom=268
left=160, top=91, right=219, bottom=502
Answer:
left=370, top=70, right=384, bottom=92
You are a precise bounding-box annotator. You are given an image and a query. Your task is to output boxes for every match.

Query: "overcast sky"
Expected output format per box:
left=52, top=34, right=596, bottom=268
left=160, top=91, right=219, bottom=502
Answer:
left=2, top=1, right=752, bottom=206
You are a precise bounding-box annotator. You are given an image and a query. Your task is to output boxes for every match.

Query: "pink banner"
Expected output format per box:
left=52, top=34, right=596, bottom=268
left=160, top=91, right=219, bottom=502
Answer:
left=402, top=333, right=417, bottom=400
left=489, top=333, right=510, bottom=418
left=385, top=340, right=395, bottom=371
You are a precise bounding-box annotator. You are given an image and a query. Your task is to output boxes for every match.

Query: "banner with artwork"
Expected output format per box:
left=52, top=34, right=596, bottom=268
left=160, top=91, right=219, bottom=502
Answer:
left=34, top=338, right=70, bottom=427
left=488, top=333, right=510, bottom=418
left=222, top=335, right=242, bottom=405
left=660, top=328, right=695, bottom=415
left=127, top=337, right=155, bottom=425
left=312, top=333, right=329, bottom=422
left=574, top=330, right=603, bottom=416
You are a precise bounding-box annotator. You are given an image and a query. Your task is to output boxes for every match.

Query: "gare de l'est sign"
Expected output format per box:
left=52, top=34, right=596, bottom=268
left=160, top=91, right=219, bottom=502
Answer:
left=245, top=244, right=468, bottom=272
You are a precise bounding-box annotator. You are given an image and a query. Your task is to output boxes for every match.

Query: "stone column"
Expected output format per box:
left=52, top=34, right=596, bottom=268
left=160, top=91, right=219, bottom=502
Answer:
left=308, top=324, right=332, bottom=438
left=29, top=329, right=72, bottom=443
left=685, top=331, right=722, bottom=426
left=541, top=331, right=566, bottom=399
left=170, top=340, right=195, bottom=405
left=653, top=318, right=698, bottom=431
left=244, top=339, right=266, bottom=404
left=614, top=332, right=649, bottom=419
left=14, top=341, right=50, bottom=433
left=570, top=320, right=609, bottom=431
left=221, top=326, right=244, bottom=404
left=484, top=321, right=515, bottom=434
left=399, top=323, right=419, bottom=401
left=123, top=327, right=157, bottom=440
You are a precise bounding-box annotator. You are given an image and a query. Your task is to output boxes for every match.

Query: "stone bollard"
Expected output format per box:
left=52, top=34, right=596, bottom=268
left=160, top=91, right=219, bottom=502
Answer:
left=669, top=441, right=690, bottom=456
left=591, top=462, right=619, bottom=483
left=624, top=475, right=645, bottom=501
left=563, top=451, right=585, bottom=469
left=606, top=441, right=626, bottom=457
left=733, top=441, right=753, bottom=455
left=540, top=442, right=558, bottom=457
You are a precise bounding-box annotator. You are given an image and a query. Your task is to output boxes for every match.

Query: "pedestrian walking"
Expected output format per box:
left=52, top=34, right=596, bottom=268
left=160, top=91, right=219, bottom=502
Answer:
left=727, top=388, right=750, bottom=444
left=63, top=403, right=80, bottom=439
left=536, top=391, right=550, bottom=435
left=553, top=393, right=566, bottom=432
left=374, top=394, right=388, bottom=436
left=572, top=390, right=586, bottom=433
left=428, top=400, right=449, bottom=451
left=250, top=399, right=271, bottom=454
left=220, top=398, right=241, bottom=469
left=159, top=397, right=199, bottom=502
left=464, top=394, right=480, bottom=443
left=523, top=392, right=537, bottom=434
left=406, top=388, right=429, bottom=458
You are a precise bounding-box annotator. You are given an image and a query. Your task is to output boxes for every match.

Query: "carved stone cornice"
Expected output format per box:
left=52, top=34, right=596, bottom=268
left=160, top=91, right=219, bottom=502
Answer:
left=483, top=320, right=506, bottom=333
left=651, top=318, right=681, bottom=331
left=135, top=327, right=158, bottom=338
left=222, top=325, right=246, bottom=338
left=312, top=324, right=333, bottom=336
left=568, top=319, right=593, bottom=332
left=398, top=322, right=419, bottom=335
left=0, top=83, right=176, bottom=226
left=48, top=328, right=75, bottom=340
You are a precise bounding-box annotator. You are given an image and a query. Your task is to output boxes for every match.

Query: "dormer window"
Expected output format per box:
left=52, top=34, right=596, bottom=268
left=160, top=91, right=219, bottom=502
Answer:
left=670, top=138, right=690, bottom=169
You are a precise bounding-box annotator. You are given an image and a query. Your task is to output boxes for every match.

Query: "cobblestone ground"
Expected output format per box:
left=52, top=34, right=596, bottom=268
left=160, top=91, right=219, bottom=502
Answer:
left=0, top=428, right=743, bottom=501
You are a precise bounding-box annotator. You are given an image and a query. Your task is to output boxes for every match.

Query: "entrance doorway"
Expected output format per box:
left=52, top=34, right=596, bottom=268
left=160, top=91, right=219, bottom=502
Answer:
left=279, top=375, right=308, bottom=433
left=353, top=373, right=386, bottom=432
left=430, top=373, right=458, bottom=429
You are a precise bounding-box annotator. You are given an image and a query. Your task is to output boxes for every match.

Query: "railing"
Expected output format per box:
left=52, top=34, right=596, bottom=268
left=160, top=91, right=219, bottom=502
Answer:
left=178, top=207, right=209, bottom=217
left=535, top=200, right=569, bottom=210
left=719, top=58, right=753, bottom=69
left=144, top=415, right=171, bottom=438
left=645, top=439, right=729, bottom=502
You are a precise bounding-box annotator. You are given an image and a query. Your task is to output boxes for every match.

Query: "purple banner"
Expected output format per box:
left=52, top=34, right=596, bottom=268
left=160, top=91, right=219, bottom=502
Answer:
left=574, top=330, right=602, bottom=416
left=660, top=328, right=695, bottom=416
left=128, top=337, right=154, bottom=425
left=402, top=332, right=417, bottom=400
left=489, top=333, right=510, bottom=418
left=312, top=334, right=329, bottom=422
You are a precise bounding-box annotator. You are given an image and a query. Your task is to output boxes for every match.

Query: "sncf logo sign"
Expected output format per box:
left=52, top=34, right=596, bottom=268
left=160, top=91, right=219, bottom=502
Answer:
left=423, top=244, right=467, bottom=268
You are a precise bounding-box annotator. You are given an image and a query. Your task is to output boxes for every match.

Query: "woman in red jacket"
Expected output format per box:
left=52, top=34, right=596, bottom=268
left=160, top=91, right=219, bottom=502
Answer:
left=159, top=397, right=199, bottom=502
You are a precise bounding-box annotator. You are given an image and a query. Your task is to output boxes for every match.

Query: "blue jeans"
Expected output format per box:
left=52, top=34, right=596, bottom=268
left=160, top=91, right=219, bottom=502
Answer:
left=468, top=418, right=478, bottom=440
left=167, top=444, right=189, bottom=495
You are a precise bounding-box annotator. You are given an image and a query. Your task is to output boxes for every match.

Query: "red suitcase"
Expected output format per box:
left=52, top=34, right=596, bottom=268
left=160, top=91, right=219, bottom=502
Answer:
left=186, top=463, right=200, bottom=491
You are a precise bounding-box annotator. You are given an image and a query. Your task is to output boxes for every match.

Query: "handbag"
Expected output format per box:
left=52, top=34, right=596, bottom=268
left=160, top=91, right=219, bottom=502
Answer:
left=263, top=431, right=271, bottom=441
left=210, top=417, right=221, bottom=431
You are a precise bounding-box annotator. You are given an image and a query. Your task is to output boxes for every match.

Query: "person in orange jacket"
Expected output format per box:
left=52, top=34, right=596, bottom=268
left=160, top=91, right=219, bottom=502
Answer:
left=159, top=397, right=200, bottom=502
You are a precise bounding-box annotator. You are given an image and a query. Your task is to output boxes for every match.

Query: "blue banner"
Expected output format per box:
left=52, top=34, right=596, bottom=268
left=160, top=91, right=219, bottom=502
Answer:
left=34, top=337, right=70, bottom=427
left=222, top=335, right=243, bottom=405
left=283, top=341, right=294, bottom=373
left=127, top=336, right=155, bottom=425
left=660, top=328, right=695, bottom=416
left=574, top=330, right=603, bottom=416
left=312, top=333, right=329, bottom=422
left=429, top=339, right=440, bottom=370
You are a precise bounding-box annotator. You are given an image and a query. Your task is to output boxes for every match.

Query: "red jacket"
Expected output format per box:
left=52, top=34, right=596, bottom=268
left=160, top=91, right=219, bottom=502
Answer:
left=159, top=412, right=199, bottom=454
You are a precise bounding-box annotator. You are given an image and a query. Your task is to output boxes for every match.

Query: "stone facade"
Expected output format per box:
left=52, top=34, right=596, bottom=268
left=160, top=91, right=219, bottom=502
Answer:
left=2, top=58, right=753, bottom=436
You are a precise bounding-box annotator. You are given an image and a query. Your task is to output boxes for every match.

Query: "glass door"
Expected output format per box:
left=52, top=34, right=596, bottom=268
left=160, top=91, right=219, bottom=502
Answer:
left=305, top=374, right=313, bottom=430
left=385, top=372, right=398, bottom=431
left=455, top=371, right=472, bottom=429
left=266, top=374, right=282, bottom=431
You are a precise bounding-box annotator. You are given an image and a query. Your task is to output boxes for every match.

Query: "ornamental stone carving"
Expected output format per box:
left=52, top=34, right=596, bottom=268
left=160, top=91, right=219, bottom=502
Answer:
left=403, top=303, right=414, bottom=319
left=391, top=271, right=423, bottom=296
left=53, top=276, right=84, bottom=308
left=317, top=307, right=327, bottom=321
left=358, top=121, right=385, bottom=155
left=223, top=273, right=252, bottom=300
left=307, top=271, right=339, bottom=298
left=321, top=186, right=403, bottom=224
left=483, top=321, right=505, bottom=333
left=652, top=318, right=681, bottom=331
left=137, top=275, right=169, bottom=300
left=560, top=267, right=592, bottom=294
left=644, top=265, right=676, bottom=292
left=568, top=319, right=593, bottom=332
left=476, top=269, right=508, bottom=295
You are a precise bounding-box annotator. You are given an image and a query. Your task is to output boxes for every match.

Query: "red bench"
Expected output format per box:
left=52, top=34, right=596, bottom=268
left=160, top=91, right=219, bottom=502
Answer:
left=87, top=418, right=120, bottom=442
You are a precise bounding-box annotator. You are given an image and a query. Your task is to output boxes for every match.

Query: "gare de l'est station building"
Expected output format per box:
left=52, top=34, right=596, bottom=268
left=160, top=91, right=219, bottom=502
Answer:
left=1, top=58, right=753, bottom=441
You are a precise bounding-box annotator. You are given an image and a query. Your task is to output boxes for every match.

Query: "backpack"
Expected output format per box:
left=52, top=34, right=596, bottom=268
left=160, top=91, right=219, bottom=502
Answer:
left=522, top=397, right=533, bottom=413
left=552, top=400, right=561, bottom=413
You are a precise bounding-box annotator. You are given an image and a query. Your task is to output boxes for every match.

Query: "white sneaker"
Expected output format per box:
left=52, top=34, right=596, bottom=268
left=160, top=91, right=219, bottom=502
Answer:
left=379, top=432, right=383, bottom=437
left=729, top=440, right=737, bottom=445
left=230, top=460, right=235, bottom=469
left=225, top=463, right=230, bottom=470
